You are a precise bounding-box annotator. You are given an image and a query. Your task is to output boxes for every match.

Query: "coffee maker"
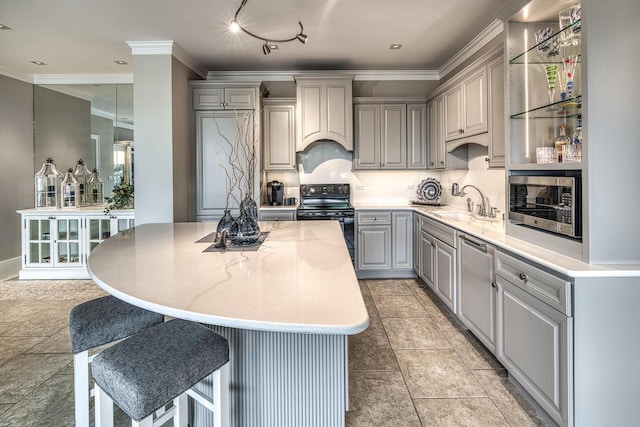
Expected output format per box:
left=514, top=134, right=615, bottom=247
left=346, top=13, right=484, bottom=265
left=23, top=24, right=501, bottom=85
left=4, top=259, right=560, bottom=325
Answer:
left=267, top=181, right=284, bottom=205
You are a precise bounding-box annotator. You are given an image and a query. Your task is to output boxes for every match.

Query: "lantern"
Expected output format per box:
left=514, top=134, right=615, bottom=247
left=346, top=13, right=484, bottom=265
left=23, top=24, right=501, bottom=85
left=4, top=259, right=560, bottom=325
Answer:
left=87, top=168, right=104, bottom=205
left=34, top=157, right=62, bottom=209
left=60, top=168, right=80, bottom=208
left=73, top=159, right=92, bottom=206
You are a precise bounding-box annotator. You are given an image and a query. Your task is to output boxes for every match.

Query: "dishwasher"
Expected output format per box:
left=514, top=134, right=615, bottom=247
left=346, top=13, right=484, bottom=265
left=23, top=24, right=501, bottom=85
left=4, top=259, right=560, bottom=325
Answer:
left=458, top=234, right=497, bottom=353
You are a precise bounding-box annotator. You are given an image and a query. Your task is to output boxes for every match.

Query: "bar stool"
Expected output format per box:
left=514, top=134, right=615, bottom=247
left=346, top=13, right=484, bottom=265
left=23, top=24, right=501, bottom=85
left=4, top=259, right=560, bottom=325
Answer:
left=91, top=318, right=230, bottom=427
left=69, top=295, right=165, bottom=426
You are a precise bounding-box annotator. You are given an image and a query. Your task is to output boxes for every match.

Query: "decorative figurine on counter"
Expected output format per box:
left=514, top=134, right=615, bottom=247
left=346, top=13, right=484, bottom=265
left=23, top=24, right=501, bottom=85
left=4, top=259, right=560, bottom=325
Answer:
left=34, top=157, right=63, bottom=209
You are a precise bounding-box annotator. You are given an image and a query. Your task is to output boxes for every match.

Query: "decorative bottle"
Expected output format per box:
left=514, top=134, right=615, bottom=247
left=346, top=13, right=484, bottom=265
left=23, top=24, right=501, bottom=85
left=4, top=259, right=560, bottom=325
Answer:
left=555, top=124, right=571, bottom=162
left=571, top=115, right=583, bottom=145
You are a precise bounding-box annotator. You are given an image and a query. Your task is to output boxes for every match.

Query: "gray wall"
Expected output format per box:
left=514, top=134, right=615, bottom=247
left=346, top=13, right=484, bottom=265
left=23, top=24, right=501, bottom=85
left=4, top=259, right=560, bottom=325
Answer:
left=0, top=75, right=34, bottom=277
left=172, top=57, right=201, bottom=222
left=33, top=86, right=91, bottom=173
left=91, top=115, right=115, bottom=196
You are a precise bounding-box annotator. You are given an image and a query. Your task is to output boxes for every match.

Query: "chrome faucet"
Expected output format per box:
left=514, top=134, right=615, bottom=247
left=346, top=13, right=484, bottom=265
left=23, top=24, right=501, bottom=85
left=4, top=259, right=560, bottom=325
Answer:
left=452, top=183, right=490, bottom=217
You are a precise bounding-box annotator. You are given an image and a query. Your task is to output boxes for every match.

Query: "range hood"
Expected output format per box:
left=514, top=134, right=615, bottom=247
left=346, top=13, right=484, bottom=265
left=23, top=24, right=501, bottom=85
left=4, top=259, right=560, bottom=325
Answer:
left=295, top=74, right=354, bottom=152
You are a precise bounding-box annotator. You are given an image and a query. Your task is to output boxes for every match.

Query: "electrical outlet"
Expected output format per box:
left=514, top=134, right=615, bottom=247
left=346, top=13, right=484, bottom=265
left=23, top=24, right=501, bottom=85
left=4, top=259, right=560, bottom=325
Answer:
left=407, top=184, right=416, bottom=190
left=356, top=184, right=365, bottom=190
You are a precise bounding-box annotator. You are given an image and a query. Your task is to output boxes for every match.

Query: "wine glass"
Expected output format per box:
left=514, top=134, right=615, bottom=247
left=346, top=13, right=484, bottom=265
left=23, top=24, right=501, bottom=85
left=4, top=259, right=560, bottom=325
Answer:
left=563, top=55, right=578, bottom=103
left=544, top=64, right=559, bottom=110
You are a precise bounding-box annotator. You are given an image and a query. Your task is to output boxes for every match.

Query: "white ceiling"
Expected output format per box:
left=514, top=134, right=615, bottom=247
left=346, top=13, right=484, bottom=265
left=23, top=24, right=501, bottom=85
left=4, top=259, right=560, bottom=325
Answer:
left=0, top=0, right=531, bottom=81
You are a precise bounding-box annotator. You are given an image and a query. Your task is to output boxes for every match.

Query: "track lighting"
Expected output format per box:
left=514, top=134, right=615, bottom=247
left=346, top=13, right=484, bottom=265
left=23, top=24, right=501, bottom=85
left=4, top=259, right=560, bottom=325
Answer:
left=230, top=0, right=308, bottom=54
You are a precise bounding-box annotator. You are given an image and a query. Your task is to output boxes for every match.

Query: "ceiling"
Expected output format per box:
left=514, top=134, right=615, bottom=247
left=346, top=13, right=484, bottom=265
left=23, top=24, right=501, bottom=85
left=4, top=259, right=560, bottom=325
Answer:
left=0, top=0, right=531, bottom=81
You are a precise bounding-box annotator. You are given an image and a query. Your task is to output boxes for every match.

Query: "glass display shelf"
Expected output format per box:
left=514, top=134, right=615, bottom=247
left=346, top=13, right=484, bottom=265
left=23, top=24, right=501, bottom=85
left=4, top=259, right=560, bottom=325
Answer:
left=509, top=162, right=582, bottom=171
left=511, top=96, right=582, bottom=119
left=510, top=20, right=582, bottom=64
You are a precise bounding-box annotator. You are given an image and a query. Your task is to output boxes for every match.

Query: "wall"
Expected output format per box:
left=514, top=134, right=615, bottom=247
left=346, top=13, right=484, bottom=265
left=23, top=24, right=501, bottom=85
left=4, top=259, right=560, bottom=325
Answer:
left=172, top=57, right=201, bottom=222
left=33, top=86, right=91, bottom=173
left=91, top=115, right=115, bottom=196
left=0, top=75, right=34, bottom=278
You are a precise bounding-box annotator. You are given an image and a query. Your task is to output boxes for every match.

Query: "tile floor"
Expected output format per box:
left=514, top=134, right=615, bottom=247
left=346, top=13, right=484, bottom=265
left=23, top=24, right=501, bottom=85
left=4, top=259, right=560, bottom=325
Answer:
left=0, top=276, right=549, bottom=426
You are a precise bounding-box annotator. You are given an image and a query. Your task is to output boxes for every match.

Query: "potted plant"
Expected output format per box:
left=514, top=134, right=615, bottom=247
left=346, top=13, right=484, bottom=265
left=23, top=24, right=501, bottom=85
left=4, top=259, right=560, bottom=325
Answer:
left=104, top=180, right=134, bottom=214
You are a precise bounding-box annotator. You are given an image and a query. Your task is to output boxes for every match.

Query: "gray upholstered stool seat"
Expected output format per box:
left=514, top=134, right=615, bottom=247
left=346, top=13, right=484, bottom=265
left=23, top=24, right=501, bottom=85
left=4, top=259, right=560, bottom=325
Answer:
left=92, top=318, right=229, bottom=423
left=68, top=295, right=165, bottom=426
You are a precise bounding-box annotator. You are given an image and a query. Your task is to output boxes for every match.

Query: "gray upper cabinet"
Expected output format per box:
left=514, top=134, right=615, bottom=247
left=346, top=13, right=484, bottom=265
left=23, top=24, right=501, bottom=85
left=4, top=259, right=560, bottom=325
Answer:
left=192, top=86, right=258, bottom=110
left=263, top=98, right=296, bottom=171
left=487, top=55, right=506, bottom=168
left=407, top=104, right=428, bottom=169
left=354, top=99, right=426, bottom=170
left=294, top=75, right=353, bottom=151
left=444, top=66, right=488, bottom=142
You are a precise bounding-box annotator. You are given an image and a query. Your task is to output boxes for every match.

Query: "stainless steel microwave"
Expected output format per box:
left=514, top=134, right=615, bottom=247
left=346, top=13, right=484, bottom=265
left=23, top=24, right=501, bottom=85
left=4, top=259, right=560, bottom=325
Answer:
left=509, top=174, right=581, bottom=239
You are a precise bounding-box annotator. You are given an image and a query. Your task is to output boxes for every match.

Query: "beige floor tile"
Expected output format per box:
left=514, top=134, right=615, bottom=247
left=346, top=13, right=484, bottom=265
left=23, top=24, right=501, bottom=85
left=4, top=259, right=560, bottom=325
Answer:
left=349, top=322, right=399, bottom=371
left=0, top=336, right=46, bottom=366
left=381, top=317, right=451, bottom=350
left=0, top=404, right=11, bottom=416
left=27, top=327, right=72, bottom=354
left=346, top=370, right=421, bottom=427
left=443, top=329, right=503, bottom=370
left=0, top=353, right=71, bottom=404
left=367, top=279, right=413, bottom=296
left=373, top=295, right=428, bottom=318
left=0, top=301, right=48, bottom=323
left=413, top=397, right=510, bottom=426
left=472, top=369, right=549, bottom=426
left=358, top=280, right=372, bottom=297
left=0, top=319, right=67, bottom=338
left=395, top=349, right=487, bottom=399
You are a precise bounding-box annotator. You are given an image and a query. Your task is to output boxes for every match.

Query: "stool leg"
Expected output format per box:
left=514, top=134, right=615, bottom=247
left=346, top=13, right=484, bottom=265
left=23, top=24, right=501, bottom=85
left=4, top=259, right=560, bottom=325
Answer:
left=132, top=416, right=153, bottom=427
left=94, top=385, right=114, bottom=427
left=174, top=393, right=188, bottom=427
left=213, top=363, right=230, bottom=427
left=73, top=351, right=90, bottom=427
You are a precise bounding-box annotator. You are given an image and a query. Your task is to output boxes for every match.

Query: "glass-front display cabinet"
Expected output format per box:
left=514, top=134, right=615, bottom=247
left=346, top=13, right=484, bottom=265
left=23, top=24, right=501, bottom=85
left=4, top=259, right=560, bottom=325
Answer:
left=25, top=216, right=82, bottom=267
left=507, top=3, right=583, bottom=168
left=86, top=214, right=135, bottom=252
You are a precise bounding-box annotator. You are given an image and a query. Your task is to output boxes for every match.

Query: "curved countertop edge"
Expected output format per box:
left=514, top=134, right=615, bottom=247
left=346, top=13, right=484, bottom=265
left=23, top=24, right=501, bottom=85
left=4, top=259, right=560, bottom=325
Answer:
left=88, top=263, right=370, bottom=335
left=352, top=202, right=640, bottom=278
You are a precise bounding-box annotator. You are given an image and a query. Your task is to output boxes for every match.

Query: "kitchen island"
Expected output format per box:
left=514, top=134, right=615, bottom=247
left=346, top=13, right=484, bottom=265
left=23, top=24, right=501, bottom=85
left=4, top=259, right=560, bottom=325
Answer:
left=87, top=220, right=369, bottom=427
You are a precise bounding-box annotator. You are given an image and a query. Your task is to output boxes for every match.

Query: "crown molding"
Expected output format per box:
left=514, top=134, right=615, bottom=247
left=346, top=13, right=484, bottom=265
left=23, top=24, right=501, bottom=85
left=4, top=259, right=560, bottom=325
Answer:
left=438, top=19, right=504, bottom=79
left=127, top=40, right=207, bottom=79
left=33, top=74, right=133, bottom=85
left=206, top=69, right=439, bottom=82
left=493, top=0, right=531, bottom=21
left=38, top=84, right=95, bottom=101
left=0, top=65, right=34, bottom=83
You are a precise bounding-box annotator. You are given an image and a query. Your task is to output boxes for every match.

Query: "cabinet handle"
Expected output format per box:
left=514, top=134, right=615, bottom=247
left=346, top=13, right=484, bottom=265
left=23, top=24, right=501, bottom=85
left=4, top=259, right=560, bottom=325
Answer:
left=458, top=129, right=464, bottom=134
left=485, top=157, right=490, bottom=162
left=491, top=282, right=497, bottom=288
left=274, top=217, right=280, bottom=221
left=519, top=273, right=527, bottom=281
left=460, top=235, right=487, bottom=253
left=439, top=161, right=444, bottom=165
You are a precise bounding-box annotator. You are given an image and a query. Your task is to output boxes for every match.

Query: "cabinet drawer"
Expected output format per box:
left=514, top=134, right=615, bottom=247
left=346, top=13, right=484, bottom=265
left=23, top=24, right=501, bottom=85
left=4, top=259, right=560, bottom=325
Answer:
left=420, top=215, right=456, bottom=248
left=259, top=212, right=295, bottom=222
left=356, top=211, right=391, bottom=225
left=496, top=251, right=572, bottom=316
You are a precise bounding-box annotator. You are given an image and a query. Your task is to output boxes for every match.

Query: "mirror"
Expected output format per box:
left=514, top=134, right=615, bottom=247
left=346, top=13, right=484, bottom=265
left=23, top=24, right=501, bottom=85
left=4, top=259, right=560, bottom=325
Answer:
left=33, top=84, right=134, bottom=201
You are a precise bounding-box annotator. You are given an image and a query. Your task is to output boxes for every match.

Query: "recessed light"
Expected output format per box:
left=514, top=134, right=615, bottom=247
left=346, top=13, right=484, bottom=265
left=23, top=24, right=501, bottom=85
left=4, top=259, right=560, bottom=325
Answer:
left=114, top=60, right=128, bottom=65
left=0, top=24, right=12, bottom=30
left=30, top=61, right=47, bottom=66
left=389, top=44, right=403, bottom=50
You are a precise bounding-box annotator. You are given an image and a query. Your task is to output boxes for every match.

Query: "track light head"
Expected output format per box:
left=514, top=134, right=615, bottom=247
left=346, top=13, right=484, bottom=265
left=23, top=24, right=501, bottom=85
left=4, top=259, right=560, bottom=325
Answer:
left=296, top=33, right=308, bottom=44
left=230, top=20, right=240, bottom=32
left=262, top=43, right=271, bottom=55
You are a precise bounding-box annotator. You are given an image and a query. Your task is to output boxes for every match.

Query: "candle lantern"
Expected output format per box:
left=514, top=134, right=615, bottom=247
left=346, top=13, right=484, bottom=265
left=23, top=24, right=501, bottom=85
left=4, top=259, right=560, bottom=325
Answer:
left=34, top=157, right=62, bottom=209
left=73, top=159, right=92, bottom=206
left=60, top=168, right=80, bottom=208
left=87, top=168, right=104, bottom=205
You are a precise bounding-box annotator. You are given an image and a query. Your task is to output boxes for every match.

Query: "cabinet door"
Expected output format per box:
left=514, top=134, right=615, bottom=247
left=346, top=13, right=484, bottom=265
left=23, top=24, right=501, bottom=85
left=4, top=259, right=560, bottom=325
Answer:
left=444, top=86, right=464, bottom=141
left=407, top=104, right=427, bottom=169
left=380, top=104, right=407, bottom=169
left=193, top=88, right=224, bottom=110
left=196, top=110, right=253, bottom=220
left=54, top=217, right=82, bottom=266
left=433, top=95, right=446, bottom=169
left=24, top=217, right=52, bottom=266
left=462, top=67, right=488, bottom=136
left=263, top=102, right=296, bottom=171
left=392, top=212, right=413, bottom=269
left=357, top=225, right=391, bottom=270
left=419, top=230, right=435, bottom=288
left=258, top=212, right=295, bottom=221
left=459, top=236, right=496, bottom=352
left=497, top=278, right=571, bottom=427
left=225, top=88, right=256, bottom=109
left=87, top=216, right=112, bottom=253
left=326, top=83, right=352, bottom=149
left=298, top=83, right=322, bottom=146
left=426, top=101, right=437, bottom=170
left=435, top=241, right=456, bottom=312
left=487, top=56, right=506, bottom=168
left=354, top=104, right=381, bottom=169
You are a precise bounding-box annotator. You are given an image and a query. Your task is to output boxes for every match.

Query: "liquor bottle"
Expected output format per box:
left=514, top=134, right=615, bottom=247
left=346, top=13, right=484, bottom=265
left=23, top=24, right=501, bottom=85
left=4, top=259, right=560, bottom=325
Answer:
left=572, top=115, right=583, bottom=145
left=555, top=124, right=571, bottom=162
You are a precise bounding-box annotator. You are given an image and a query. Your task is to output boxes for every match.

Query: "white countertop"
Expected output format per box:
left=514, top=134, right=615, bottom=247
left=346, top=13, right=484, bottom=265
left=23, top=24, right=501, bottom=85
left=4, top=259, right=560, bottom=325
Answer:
left=353, top=202, right=640, bottom=277
left=87, top=221, right=369, bottom=335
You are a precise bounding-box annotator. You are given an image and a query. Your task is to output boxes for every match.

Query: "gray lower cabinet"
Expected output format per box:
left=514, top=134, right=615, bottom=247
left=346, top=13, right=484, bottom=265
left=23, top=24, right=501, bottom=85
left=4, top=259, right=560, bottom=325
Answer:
left=258, top=211, right=295, bottom=221
left=496, top=250, right=573, bottom=427
left=392, top=212, right=413, bottom=269
left=458, top=234, right=496, bottom=352
left=419, top=229, right=435, bottom=288
left=434, top=240, right=456, bottom=312
left=357, top=225, right=391, bottom=270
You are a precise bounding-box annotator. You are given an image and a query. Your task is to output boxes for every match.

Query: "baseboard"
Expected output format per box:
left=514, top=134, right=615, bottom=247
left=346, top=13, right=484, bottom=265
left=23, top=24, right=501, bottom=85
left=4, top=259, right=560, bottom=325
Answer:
left=355, top=269, right=417, bottom=280
left=0, top=257, right=21, bottom=280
